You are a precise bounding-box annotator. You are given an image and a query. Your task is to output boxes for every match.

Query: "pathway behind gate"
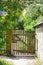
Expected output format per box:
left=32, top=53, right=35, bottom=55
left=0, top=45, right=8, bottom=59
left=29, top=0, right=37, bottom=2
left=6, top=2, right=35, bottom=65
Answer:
left=0, top=56, right=37, bottom=65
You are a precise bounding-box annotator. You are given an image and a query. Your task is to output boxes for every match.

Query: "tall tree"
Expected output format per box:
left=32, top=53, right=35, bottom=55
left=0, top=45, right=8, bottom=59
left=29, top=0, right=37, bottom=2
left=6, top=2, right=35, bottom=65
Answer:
left=0, top=0, right=32, bottom=30
left=23, top=1, right=43, bottom=31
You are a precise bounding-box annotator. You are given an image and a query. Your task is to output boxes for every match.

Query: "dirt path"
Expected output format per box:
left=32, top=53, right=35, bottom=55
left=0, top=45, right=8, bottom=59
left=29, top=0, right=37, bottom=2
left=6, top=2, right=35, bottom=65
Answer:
left=0, top=56, right=37, bottom=65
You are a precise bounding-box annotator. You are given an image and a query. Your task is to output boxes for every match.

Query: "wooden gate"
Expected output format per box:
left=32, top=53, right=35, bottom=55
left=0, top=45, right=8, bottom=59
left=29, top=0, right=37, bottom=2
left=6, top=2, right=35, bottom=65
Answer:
left=11, top=30, right=35, bottom=56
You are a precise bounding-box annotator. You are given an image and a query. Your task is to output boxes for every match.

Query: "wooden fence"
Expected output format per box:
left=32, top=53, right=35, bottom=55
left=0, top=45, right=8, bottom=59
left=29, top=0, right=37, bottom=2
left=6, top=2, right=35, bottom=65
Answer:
left=12, top=30, right=35, bottom=56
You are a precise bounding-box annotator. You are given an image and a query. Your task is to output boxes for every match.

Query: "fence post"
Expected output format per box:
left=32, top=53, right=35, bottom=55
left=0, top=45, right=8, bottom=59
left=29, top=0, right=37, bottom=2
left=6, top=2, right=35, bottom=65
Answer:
left=6, top=29, right=12, bottom=54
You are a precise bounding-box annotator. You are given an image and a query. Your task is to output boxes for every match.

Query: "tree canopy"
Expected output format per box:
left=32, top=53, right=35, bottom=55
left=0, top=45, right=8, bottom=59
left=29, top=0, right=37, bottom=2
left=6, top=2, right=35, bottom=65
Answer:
left=0, top=0, right=29, bottom=30
left=0, top=0, right=43, bottom=31
left=23, top=1, right=43, bottom=31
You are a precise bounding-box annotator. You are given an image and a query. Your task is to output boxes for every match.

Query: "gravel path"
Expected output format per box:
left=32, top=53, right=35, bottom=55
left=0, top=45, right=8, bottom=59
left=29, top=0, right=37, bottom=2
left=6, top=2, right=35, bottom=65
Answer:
left=0, top=56, right=37, bottom=65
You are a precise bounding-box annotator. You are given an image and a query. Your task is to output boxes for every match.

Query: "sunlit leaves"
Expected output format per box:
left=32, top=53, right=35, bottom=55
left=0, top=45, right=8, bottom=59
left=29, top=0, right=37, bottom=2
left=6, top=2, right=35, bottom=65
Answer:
left=0, top=0, right=30, bottom=30
left=23, top=3, right=43, bottom=31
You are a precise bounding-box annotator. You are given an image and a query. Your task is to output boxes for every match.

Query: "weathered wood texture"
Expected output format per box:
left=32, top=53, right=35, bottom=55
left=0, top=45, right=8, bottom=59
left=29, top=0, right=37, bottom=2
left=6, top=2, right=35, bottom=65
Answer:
left=6, top=30, right=12, bottom=54
left=11, top=30, right=35, bottom=56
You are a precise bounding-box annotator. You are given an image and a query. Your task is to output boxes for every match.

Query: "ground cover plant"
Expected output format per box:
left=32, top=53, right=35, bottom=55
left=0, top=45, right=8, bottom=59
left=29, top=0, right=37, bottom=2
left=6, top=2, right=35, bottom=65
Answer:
left=0, top=59, right=12, bottom=65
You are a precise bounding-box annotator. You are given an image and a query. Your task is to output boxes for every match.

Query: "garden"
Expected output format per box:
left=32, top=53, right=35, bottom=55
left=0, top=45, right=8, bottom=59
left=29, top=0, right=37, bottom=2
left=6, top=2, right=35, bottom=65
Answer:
left=0, top=0, right=43, bottom=65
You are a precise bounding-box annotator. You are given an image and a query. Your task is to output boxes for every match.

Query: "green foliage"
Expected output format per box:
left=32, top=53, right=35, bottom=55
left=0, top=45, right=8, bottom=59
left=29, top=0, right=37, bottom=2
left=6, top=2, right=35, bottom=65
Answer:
left=17, top=42, right=26, bottom=50
left=0, top=3, right=3, bottom=10
left=0, top=31, right=6, bottom=51
left=40, top=5, right=43, bottom=15
left=0, top=0, right=43, bottom=30
left=0, top=0, right=43, bottom=31
left=24, top=16, right=42, bottom=31
left=0, top=59, right=12, bottom=65
left=14, top=20, right=24, bottom=29
left=0, top=0, right=29, bottom=30
left=23, top=3, right=43, bottom=31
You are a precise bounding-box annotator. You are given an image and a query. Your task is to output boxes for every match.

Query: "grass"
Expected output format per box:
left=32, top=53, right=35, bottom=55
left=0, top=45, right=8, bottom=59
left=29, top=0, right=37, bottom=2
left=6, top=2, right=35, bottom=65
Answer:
left=0, top=59, right=12, bottom=65
left=35, top=57, right=42, bottom=65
